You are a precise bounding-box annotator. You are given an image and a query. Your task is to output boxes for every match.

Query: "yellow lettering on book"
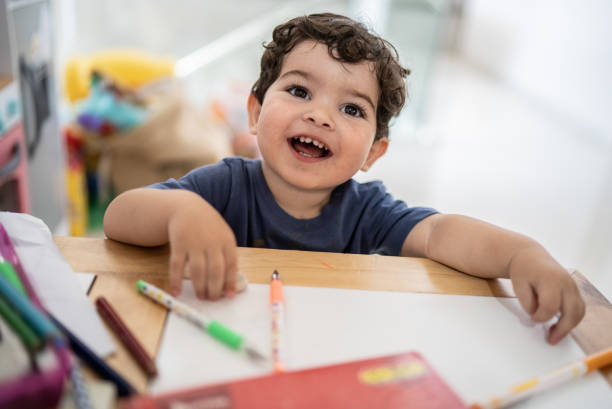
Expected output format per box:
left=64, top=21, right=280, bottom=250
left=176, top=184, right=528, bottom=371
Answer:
left=358, top=361, right=427, bottom=385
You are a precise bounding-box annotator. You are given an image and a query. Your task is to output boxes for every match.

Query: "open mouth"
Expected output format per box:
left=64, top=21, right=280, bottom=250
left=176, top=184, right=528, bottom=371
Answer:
left=288, top=136, right=332, bottom=158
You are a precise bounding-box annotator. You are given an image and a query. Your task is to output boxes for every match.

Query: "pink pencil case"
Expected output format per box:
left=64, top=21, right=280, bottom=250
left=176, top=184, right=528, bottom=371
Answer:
left=0, top=223, right=71, bottom=409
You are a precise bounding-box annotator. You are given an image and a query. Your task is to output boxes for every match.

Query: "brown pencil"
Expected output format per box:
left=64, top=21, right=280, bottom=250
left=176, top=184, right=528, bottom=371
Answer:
left=95, top=296, right=158, bottom=377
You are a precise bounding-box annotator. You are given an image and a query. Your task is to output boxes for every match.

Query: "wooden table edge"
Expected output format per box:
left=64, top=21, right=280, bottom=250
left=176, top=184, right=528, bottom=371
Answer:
left=54, top=237, right=612, bottom=391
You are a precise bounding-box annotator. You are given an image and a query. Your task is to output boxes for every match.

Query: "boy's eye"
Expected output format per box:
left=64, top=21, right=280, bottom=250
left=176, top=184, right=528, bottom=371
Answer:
left=287, top=86, right=310, bottom=100
left=341, top=104, right=365, bottom=118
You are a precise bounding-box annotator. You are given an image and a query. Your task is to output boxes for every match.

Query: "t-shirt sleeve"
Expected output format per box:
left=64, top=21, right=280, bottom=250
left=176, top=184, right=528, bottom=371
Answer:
left=147, top=160, right=232, bottom=214
left=361, top=183, right=438, bottom=256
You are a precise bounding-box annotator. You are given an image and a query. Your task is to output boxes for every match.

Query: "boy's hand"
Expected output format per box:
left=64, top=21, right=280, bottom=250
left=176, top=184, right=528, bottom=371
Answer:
left=167, top=198, right=238, bottom=300
left=406, top=214, right=586, bottom=345
left=508, top=247, right=586, bottom=345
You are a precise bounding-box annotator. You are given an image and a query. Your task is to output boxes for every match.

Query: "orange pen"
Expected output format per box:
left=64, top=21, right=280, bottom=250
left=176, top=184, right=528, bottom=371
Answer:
left=470, top=346, right=612, bottom=409
left=270, top=270, right=286, bottom=373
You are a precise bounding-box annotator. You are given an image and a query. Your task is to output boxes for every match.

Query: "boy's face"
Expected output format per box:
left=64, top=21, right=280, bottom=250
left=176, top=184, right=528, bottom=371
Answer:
left=248, top=40, right=388, bottom=193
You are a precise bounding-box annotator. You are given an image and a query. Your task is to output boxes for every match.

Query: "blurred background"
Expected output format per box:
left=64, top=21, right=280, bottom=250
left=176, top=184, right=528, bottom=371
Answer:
left=0, top=0, right=610, bottom=298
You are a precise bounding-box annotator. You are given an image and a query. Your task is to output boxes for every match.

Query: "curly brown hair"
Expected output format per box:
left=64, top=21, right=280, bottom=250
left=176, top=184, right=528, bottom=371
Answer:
left=251, top=13, right=410, bottom=141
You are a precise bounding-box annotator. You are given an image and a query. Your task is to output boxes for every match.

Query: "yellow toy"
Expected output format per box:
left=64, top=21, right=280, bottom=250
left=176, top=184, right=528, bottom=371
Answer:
left=64, top=49, right=175, bottom=102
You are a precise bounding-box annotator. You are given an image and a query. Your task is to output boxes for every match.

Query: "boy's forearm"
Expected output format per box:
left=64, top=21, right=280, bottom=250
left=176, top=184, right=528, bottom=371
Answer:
left=103, top=188, right=202, bottom=246
left=425, top=214, right=551, bottom=279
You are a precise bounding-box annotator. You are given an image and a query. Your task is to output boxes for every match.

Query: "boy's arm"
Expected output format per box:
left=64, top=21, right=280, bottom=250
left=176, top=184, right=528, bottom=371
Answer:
left=104, top=188, right=238, bottom=299
left=401, top=214, right=585, bottom=344
left=104, top=188, right=193, bottom=246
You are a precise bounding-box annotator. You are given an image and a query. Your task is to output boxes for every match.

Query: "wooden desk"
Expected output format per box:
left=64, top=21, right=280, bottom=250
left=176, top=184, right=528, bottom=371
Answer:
left=53, top=236, right=612, bottom=393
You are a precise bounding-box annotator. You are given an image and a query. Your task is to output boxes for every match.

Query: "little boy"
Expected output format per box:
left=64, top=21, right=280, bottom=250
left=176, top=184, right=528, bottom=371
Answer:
left=104, top=13, right=584, bottom=344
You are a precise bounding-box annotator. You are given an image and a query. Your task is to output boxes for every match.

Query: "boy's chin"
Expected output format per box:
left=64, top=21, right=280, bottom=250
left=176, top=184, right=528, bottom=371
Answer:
left=262, top=158, right=355, bottom=190
left=282, top=171, right=352, bottom=191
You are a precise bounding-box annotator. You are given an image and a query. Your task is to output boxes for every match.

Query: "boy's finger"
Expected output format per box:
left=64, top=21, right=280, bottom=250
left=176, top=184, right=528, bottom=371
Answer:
left=223, top=246, right=239, bottom=296
left=188, top=251, right=207, bottom=299
left=205, top=250, right=225, bottom=300
left=235, top=272, right=248, bottom=293
left=548, top=288, right=586, bottom=344
left=169, top=248, right=187, bottom=296
left=513, top=278, right=537, bottom=315
left=531, top=283, right=561, bottom=322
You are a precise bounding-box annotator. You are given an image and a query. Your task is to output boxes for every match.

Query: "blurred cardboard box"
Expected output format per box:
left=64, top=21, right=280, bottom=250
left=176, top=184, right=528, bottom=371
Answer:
left=79, top=81, right=232, bottom=195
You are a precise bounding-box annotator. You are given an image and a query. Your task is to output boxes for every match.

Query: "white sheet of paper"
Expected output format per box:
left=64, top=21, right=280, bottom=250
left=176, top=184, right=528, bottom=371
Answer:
left=0, top=212, right=115, bottom=357
left=151, top=282, right=612, bottom=408
left=75, top=272, right=96, bottom=294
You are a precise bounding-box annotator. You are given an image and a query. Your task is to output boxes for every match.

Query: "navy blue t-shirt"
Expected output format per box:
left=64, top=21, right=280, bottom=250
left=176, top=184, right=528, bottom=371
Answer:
left=149, top=157, right=437, bottom=256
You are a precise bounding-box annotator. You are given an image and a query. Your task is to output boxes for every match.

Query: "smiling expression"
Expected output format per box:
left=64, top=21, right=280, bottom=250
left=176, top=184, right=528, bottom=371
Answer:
left=248, top=40, right=388, bottom=194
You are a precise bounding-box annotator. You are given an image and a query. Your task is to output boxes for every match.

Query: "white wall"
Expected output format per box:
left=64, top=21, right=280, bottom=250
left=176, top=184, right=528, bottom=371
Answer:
left=458, top=0, right=612, bottom=143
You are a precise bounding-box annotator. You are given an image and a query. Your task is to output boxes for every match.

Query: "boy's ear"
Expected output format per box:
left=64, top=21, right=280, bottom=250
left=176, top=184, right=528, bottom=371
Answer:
left=247, top=93, right=262, bottom=135
left=361, top=137, right=389, bottom=171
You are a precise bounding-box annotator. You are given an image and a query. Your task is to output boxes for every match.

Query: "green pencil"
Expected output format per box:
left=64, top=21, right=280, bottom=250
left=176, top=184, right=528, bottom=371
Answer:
left=0, top=256, right=26, bottom=296
left=0, top=296, right=42, bottom=350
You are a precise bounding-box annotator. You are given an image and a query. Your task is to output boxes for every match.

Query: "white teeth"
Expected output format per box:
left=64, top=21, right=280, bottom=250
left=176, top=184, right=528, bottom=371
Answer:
left=293, top=136, right=328, bottom=151
left=298, top=152, right=315, bottom=158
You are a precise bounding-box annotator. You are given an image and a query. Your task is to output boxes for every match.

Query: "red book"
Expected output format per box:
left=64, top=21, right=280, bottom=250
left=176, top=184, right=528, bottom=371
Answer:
left=120, top=351, right=468, bottom=409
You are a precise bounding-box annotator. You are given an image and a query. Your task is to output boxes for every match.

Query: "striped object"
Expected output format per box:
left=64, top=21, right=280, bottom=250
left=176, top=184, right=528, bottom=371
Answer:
left=471, top=347, right=612, bottom=409
left=270, top=270, right=286, bottom=373
left=70, top=360, right=93, bottom=409
left=136, top=280, right=266, bottom=362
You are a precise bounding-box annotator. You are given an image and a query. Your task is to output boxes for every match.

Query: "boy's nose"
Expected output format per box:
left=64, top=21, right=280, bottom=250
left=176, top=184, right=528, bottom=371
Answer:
left=303, top=109, right=335, bottom=130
